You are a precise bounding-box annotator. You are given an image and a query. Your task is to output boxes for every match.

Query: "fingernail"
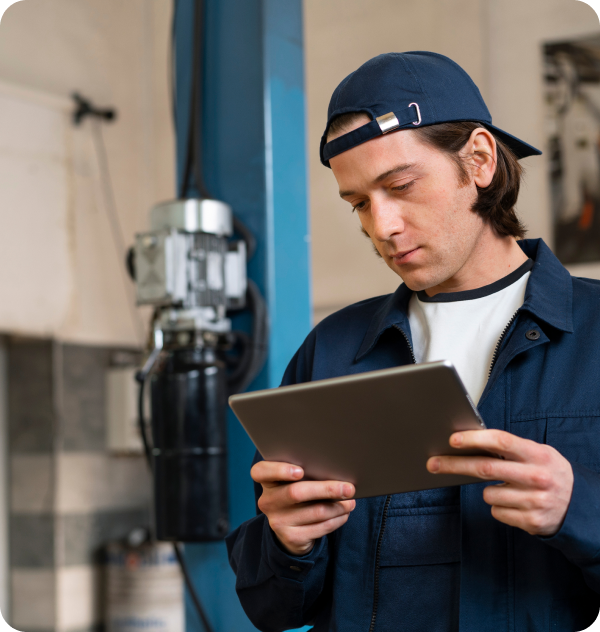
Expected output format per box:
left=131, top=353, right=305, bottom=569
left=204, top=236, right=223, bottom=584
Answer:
left=342, top=483, right=353, bottom=498
left=452, top=433, right=463, bottom=446
left=291, top=467, right=302, bottom=478
left=428, top=458, right=440, bottom=473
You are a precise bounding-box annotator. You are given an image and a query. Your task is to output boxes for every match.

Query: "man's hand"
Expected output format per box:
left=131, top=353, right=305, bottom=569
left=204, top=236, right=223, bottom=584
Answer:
left=251, top=461, right=356, bottom=556
left=426, top=430, right=574, bottom=537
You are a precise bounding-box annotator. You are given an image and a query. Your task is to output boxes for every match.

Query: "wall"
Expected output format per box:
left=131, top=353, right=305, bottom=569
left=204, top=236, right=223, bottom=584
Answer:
left=0, top=0, right=176, bottom=347
left=8, top=340, right=151, bottom=632
left=304, top=0, right=488, bottom=322
left=0, top=2, right=176, bottom=629
left=305, top=0, right=600, bottom=323
left=485, top=0, right=600, bottom=277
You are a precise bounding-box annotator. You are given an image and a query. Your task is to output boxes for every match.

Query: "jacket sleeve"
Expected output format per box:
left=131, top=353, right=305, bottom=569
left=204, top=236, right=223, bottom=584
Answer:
left=539, top=462, right=600, bottom=593
left=225, top=329, right=333, bottom=631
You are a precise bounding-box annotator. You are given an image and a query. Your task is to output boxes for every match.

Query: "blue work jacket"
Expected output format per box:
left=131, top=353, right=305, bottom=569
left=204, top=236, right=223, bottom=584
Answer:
left=226, top=239, right=600, bottom=631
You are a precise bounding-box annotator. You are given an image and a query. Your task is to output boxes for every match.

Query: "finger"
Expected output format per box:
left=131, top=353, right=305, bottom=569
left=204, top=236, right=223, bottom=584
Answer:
left=489, top=505, right=545, bottom=536
left=427, top=455, right=551, bottom=487
left=286, top=500, right=356, bottom=527
left=272, top=500, right=355, bottom=530
left=276, top=480, right=355, bottom=505
left=282, top=513, right=352, bottom=547
left=251, top=461, right=304, bottom=487
left=448, top=430, right=547, bottom=464
left=482, top=483, right=550, bottom=511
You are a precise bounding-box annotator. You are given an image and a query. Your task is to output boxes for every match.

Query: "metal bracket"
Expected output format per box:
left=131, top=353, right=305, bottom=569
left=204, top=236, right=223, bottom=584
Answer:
left=376, top=112, right=400, bottom=134
left=72, top=93, right=117, bottom=126
left=409, top=102, right=422, bottom=126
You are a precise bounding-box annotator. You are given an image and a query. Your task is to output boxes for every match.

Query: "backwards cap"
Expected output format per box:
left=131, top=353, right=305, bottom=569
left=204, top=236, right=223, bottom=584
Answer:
left=320, top=51, right=541, bottom=167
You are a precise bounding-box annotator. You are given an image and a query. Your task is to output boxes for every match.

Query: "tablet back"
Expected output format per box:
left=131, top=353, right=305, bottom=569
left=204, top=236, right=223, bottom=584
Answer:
left=229, top=361, right=487, bottom=498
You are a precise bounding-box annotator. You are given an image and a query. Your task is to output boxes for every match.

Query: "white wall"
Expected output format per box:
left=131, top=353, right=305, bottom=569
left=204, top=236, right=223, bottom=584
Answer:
left=305, top=0, right=600, bottom=322
left=485, top=0, right=600, bottom=278
left=0, top=0, right=175, bottom=346
left=304, top=0, right=488, bottom=322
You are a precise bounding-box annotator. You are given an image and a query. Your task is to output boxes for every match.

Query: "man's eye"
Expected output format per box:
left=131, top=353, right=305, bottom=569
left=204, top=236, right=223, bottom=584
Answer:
left=352, top=201, right=367, bottom=213
left=392, top=180, right=416, bottom=192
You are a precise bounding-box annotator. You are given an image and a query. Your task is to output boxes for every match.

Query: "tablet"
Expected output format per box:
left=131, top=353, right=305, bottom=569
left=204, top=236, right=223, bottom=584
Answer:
left=229, top=361, right=488, bottom=498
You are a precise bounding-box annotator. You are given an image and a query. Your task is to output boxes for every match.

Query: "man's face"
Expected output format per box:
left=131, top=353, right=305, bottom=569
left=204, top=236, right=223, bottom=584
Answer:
left=330, top=120, right=487, bottom=292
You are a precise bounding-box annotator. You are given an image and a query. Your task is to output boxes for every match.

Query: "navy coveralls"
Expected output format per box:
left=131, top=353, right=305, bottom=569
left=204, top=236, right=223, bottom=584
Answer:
left=226, top=239, right=600, bottom=631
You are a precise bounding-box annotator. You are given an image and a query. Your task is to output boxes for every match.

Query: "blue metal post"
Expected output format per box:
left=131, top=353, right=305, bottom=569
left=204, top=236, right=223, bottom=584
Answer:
left=174, top=1, right=311, bottom=629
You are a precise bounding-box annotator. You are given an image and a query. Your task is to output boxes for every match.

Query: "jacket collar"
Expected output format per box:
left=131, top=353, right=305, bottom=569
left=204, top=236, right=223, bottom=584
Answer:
left=355, top=238, right=573, bottom=362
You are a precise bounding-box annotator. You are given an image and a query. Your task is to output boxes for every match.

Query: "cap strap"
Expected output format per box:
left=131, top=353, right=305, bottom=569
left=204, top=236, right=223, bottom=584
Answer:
left=323, top=103, right=420, bottom=163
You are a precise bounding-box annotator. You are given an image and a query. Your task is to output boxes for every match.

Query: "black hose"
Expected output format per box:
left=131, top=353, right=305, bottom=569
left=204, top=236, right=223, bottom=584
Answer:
left=136, top=367, right=215, bottom=632
left=233, top=216, right=257, bottom=260
left=228, top=279, right=269, bottom=394
left=137, top=374, right=152, bottom=467
left=179, top=0, right=210, bottom=199
left=174, top=543, right=216, bottom=632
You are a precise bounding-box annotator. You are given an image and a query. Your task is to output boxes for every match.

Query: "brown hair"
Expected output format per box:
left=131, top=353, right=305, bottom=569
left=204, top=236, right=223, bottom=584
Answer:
left=327, top=115, right=526, bottom=239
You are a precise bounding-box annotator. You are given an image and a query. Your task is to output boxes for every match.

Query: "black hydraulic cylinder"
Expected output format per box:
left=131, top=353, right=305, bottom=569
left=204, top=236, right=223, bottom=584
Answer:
left=150, top=346, right=229, bottom=541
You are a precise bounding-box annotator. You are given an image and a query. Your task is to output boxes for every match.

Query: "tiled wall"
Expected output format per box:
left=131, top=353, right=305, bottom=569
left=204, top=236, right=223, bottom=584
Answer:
left=8, top=339, right=151, bottom=632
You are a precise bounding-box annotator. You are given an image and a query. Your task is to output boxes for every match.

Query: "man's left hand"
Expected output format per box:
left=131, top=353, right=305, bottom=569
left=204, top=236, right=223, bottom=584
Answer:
left=426, top=430, right=574, bottom=537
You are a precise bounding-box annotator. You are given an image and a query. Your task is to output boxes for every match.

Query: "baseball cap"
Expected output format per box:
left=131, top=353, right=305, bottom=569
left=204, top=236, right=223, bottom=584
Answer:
left=320, top=51, right=542, bottom=167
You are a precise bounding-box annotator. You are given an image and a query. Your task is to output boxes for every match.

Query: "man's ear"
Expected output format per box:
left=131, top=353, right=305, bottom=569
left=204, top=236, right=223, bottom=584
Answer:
left=466, top=128, right=497, bottom=189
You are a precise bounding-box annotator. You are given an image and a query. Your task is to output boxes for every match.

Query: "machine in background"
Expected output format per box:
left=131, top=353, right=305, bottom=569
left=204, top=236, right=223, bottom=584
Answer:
left=129, top=197, right=267, bottom=542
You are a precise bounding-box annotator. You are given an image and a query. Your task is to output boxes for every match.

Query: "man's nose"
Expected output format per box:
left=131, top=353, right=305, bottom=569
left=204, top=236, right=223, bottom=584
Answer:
left=370, top=198, right=404, bottom=243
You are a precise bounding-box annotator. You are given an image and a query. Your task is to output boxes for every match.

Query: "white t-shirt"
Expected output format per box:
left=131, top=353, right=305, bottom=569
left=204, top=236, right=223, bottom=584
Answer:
left=407, top=260, right=533, bottom=404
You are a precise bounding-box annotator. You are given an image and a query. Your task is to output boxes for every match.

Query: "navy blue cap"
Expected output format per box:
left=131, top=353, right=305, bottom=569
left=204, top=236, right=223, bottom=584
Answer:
left=320, top=51, right=542, bottom=167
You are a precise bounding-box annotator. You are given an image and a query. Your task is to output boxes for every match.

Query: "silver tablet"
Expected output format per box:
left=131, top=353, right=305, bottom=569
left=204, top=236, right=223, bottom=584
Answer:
left=229, top=361, right=488, bottom=498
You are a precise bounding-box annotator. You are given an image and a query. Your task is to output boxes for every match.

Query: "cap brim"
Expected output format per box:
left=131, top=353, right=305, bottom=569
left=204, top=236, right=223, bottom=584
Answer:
left=483, top=123, right=542, bottom=159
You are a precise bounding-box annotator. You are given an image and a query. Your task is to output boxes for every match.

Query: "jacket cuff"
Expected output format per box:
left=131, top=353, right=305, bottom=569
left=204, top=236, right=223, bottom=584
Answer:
left=538, top=462, right=600, bottom=565
left=264, top=523, right=328, bottom=582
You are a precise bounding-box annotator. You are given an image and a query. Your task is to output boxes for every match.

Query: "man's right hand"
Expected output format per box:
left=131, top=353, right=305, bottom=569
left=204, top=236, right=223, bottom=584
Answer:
left=251, top=460, right=356, bottom=556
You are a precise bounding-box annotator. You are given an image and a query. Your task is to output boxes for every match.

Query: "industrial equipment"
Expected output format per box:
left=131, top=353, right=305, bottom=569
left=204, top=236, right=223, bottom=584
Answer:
left=131, top=197, right=266, bottom=542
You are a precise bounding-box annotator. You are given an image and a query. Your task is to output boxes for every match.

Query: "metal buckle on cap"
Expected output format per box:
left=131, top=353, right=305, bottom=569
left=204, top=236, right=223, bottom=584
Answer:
left=409, top=102, right=422, bottom=126
left=376, top=112, right=400, bottom=134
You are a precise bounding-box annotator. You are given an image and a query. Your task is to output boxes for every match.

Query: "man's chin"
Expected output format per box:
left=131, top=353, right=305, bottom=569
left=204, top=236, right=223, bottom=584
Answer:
left=387, top=263, right=436, bottom=292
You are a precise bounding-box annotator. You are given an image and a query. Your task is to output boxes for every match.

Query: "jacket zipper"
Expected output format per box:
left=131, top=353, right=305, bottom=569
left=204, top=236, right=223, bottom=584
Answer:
left=393, top=324, right=417, bottom=364
left=368, top=494, right=392, bottom=632
left=488, top=309, right=520, bottom=378
left=365, top=314, right=517, bottom=631
left=367, top=325, right=416, bottom=632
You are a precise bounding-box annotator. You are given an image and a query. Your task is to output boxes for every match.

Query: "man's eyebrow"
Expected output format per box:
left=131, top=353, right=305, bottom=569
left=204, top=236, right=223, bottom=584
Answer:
left=338, top=163, right=416, bottom=198
left=373, top=163, right=414, bottom=184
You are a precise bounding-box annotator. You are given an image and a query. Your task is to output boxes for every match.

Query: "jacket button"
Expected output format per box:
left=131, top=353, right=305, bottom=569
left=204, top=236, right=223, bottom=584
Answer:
left=525, top=329, right=540, bottom=341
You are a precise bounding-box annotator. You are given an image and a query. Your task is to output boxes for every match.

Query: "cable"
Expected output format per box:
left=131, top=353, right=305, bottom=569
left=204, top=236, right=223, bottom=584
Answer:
left=228, top=279, right=270, bottom=394
left=179, top=0, right=210, bottom=199
left=233, top=216, right=257, bottom=260
left=90, top=120, right=145, bottom=341
left=174, top=543, right=216, bottom=632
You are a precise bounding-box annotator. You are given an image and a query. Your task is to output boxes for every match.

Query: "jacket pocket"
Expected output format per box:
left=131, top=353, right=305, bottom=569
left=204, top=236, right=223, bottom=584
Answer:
left=546, top=415, right=600, bottom=470
left=379, top=506, right=461, bottom=567
left=377, top=507, right=461, bottom=632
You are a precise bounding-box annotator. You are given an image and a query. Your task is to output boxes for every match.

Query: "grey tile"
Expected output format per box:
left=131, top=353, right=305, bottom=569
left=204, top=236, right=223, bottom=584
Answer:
left=8, top=338, right=55, bottom=453
left=10, top=454, right=54, bottom=513
left=61, top=345, right=110, bottom=452
left=60, top=508, right=150, bottom=566
left=11, top=568, right=55, bottom=629
left=10, top=514, right=55, bottom=568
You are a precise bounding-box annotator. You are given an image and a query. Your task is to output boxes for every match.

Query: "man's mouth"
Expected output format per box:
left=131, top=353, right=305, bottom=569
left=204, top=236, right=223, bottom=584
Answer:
left=390, top=247, right=420, bottom=264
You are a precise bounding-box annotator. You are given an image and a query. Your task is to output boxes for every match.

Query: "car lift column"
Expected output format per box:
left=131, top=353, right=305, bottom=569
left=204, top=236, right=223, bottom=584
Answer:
left=174, top=0, right=311, bottom=629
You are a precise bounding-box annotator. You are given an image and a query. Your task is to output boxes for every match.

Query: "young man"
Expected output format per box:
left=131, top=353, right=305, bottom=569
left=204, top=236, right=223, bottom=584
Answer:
left=226, top=52, right=600, bottom=631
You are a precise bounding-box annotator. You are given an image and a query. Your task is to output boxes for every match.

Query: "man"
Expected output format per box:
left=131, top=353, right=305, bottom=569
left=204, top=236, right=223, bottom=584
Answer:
left=226, top=52, right=600, bottom=631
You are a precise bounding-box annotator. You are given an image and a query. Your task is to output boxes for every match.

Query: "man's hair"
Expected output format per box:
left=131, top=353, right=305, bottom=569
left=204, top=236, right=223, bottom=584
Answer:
left=327, top=114, right=526, bottom=240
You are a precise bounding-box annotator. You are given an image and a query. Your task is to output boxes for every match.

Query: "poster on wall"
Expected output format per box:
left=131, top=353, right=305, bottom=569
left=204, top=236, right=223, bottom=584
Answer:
left=544, top=34, right=600, bottom=264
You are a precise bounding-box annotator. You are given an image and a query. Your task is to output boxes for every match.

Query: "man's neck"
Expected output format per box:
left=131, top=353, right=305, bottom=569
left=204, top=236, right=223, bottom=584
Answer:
left=425, top=232, right=529, bottom=298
